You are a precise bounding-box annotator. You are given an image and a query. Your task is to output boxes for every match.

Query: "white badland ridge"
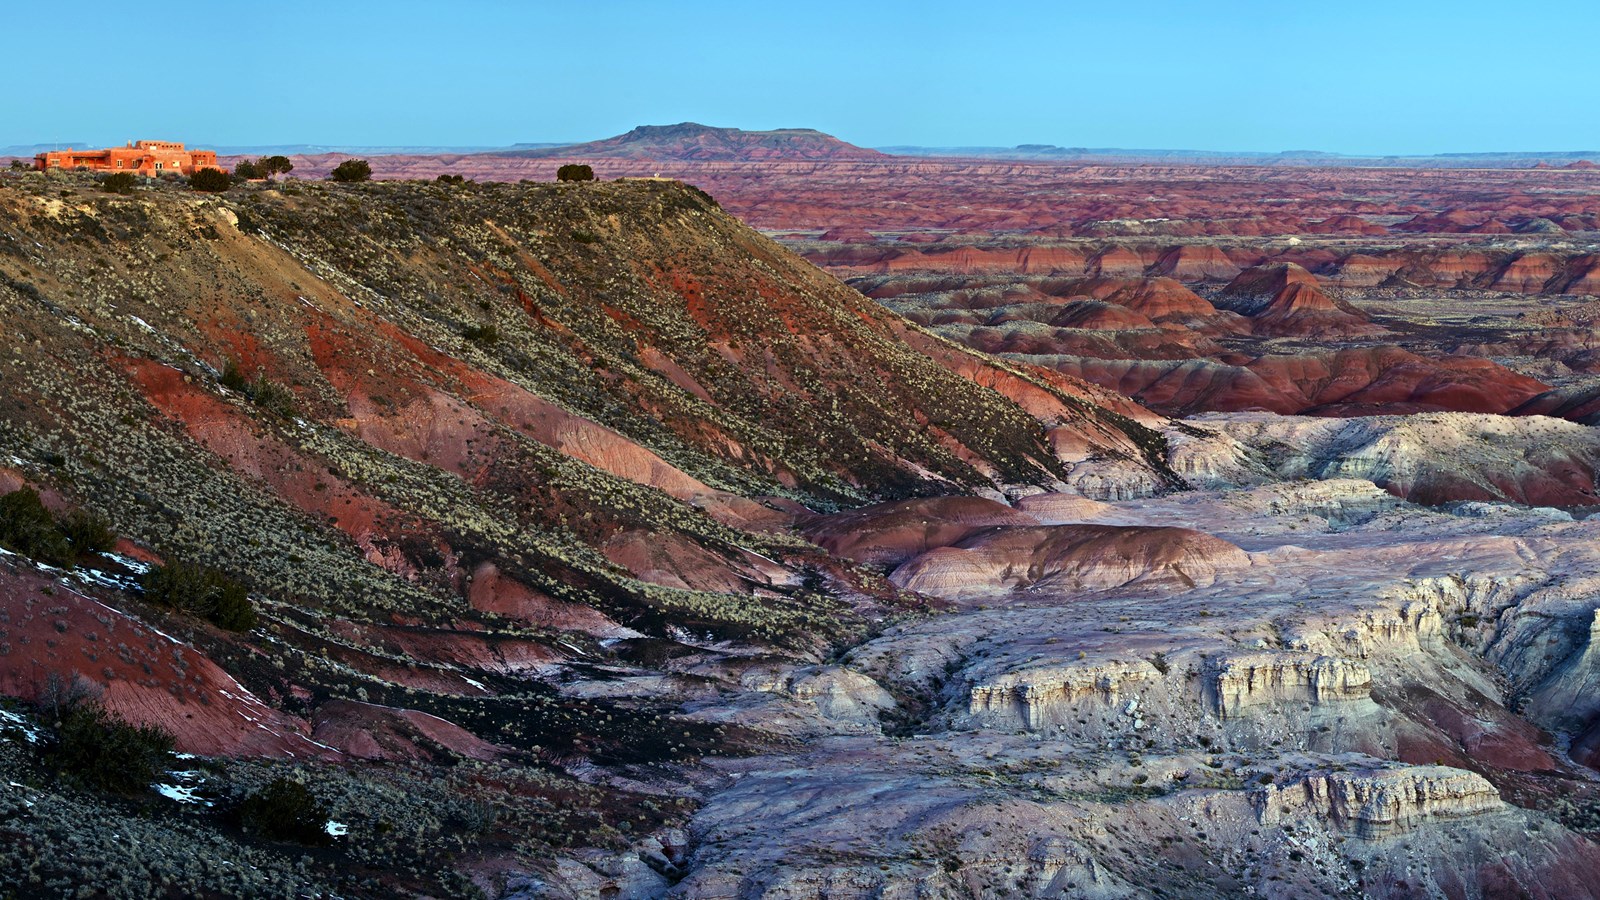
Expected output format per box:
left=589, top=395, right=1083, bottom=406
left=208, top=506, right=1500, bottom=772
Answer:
left=538, top=411, right=1600, bottom=899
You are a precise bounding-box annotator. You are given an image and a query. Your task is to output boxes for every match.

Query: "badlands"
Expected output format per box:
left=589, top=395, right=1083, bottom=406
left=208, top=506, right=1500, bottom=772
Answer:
left=668, top=414, right=1600, bottom=898
left=1, top=129, right=1598, bottom=898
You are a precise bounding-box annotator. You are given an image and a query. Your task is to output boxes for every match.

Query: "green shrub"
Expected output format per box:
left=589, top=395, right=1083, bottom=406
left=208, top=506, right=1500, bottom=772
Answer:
left=234, top=159, right=264, bottom=180
left=246, top=374, right=297, bottom=417
left=218, top=359, right=296, bottom=416
left=101, top=172, right=138, bottom=194
left=142, top=560, right=259, bottom=631
left=556, top=164, right=595, bottom=182
left=189, top=167, right=233, bottom=192
left=260, top=155, right=294, bottom=179
left=0, top=487, right=72, bottom=565
left=329, top=159, right=372, bottom=183
left=435, top=173, right=465, bottom=185
left=47, top=700, right=174, bottom=794
left=237, top=777, right=332, bottom=845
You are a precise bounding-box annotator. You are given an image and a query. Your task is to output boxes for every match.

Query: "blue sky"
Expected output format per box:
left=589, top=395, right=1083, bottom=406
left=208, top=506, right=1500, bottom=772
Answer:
left=5, top=0, right=1596, bottom=154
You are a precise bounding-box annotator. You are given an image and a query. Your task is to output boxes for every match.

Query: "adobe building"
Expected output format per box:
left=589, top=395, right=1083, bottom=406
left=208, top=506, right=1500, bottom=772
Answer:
left=34, top=140, right=219, bottom=176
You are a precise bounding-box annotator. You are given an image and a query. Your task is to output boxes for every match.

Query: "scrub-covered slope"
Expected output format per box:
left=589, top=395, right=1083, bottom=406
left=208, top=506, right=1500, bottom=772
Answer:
left=0, top=169, right=1170, bottom=896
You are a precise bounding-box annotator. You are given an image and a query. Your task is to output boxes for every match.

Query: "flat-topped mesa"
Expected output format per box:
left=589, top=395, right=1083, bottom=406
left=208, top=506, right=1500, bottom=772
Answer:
left=1205, top=652, right=1372, bottom=719
left=503, top=122, right=888, bottom=162
left=1254, top=766, right=1505, bottom=839
left=968, top=660, right=1162, bottom=729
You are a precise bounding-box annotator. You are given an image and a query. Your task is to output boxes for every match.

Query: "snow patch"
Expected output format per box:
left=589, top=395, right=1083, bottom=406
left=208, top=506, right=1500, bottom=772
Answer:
left=154, top=782, right=208, bottom=805
left=104, top=552, right=152, bottom=575
left=154, top=767, right=212, bottom=806
left=0, top=708, right=43, bottom=743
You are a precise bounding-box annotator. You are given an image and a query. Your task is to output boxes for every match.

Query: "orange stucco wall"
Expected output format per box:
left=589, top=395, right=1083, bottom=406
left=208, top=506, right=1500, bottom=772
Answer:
left=34, top=141, right=220, bottom=176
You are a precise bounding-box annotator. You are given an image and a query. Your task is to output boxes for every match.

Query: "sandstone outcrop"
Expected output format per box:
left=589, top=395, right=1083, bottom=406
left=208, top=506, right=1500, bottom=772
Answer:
left=1205, top=652, right=1372, bottom=718
left=1253, top=765, right=1504, bottom=838
left=968, top=660, right=1163, bottom=729
left=740, top=665, right=897, bottom=728
left=12, top=152, right=1600, bottom=898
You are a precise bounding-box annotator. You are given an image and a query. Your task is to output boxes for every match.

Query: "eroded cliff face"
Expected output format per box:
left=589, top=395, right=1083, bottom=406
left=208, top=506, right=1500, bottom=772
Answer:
left=1253, top=766, right=1504, bottom=839
left=1169, top=412, right=1600, bottom=506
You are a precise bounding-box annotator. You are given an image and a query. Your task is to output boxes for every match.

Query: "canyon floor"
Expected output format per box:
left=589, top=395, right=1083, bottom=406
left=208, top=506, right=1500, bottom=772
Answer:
left=0, top=155, right=1597, bottom=899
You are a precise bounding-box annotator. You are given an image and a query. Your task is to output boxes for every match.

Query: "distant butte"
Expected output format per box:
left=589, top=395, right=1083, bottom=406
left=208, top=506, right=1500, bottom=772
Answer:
left=497, top=122, right=889, bottom=162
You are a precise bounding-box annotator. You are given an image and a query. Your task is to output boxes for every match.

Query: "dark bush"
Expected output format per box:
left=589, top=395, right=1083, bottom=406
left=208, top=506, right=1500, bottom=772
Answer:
left=0, top=487, right=73, bottom=565
left=59, top=509, right=116, bottom=556
left=8, top=160, right=25, bottom=171
left=237, top=777, right=332, bottom=845
left=46, top=700, right=174, bottom=794
left=101, top=172, right=138, bottom=194
left=189, top=167, right=232, bottom=192
left=556, top=164, right=595, bottom=182
left=435, top=173, right=465, bottom=185
left=329, top=159, right=372, bottom=183
left=684, top=183, right=720, bottom=210
left=462, top=323, right=501, bottom=346
left=219, top=356, right=250, bottom=392
left=142, top=560, right=259, bottom=631
left=234, top=159, right=264, bottom=180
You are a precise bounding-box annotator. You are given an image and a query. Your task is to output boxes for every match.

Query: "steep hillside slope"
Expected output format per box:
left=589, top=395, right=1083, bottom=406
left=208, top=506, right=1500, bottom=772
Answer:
left=0, top=170, right=1170, bottom=894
